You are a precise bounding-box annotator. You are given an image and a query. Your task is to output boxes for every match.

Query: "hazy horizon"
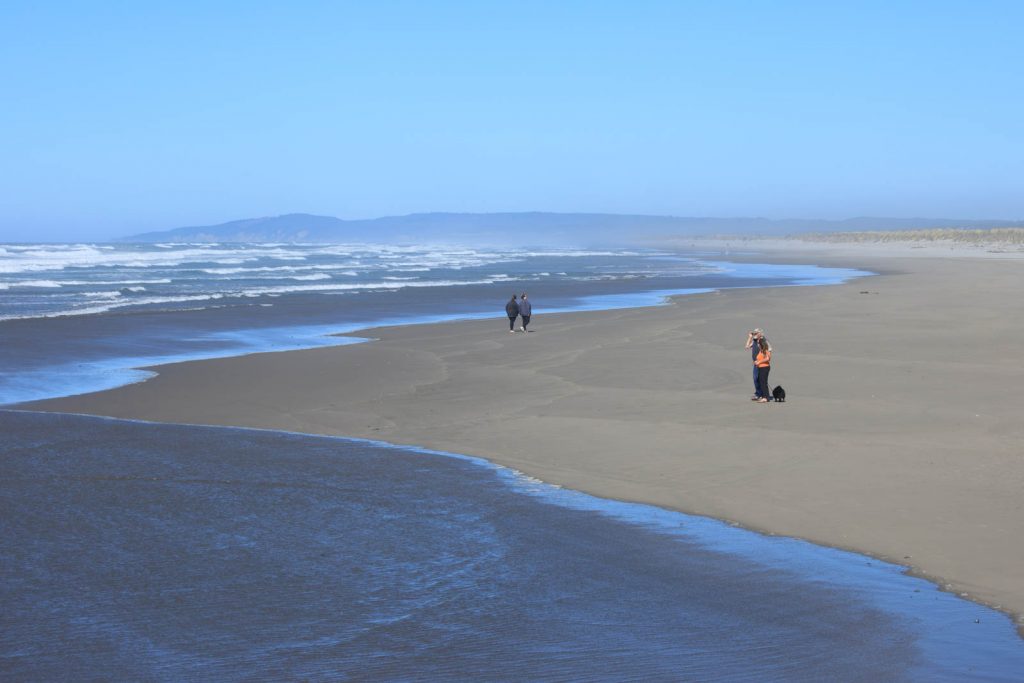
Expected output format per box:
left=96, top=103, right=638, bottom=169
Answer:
left=3, top=2, right=1022, bottom=242
left=8, top=210, right=1024, bottom=245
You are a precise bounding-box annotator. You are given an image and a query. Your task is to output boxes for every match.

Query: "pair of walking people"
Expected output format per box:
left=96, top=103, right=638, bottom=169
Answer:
left=505, top=294, right=532, bottom=333
left=745, top=328, right=772, bottom=402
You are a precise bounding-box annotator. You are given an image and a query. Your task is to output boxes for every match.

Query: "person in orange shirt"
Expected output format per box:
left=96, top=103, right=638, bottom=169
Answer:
left=745, top=329, right=770, bottom=401
left=745, top=328, right=769, bottom=399
left=754, top=338, right=772, bottom=403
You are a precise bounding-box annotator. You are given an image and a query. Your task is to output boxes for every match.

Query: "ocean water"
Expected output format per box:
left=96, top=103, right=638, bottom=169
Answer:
left=0, top=242, right=867, bottom=404
left=3, top=411, right=1023, bottom=681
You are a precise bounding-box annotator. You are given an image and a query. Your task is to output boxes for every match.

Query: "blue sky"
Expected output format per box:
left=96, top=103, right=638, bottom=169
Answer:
left=1, top=1, right=1022, bottom=240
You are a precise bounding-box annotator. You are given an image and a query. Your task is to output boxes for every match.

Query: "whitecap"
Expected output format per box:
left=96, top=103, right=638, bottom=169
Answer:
left=289, top=274, right=332, bottom=281
left=0, top=292, right=227, bottom=321
left=9, top=280, right=63, bottom=288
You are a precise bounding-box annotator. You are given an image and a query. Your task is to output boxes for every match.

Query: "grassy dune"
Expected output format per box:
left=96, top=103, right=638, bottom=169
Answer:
left=790, top=227, right=1024, bottom=245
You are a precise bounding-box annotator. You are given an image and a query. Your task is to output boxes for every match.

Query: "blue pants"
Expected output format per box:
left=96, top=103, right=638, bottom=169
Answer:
left=756, top=366, right=771, bottom=400
left=753, top=364, right=760, bottom=395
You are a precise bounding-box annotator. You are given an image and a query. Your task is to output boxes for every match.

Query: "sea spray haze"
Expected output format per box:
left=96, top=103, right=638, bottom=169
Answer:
left=120, top=212, right=1024, bottom=245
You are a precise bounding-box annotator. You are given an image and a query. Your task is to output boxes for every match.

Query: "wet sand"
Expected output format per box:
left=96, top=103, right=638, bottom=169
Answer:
left=20, top=247, right=1024, bottom=630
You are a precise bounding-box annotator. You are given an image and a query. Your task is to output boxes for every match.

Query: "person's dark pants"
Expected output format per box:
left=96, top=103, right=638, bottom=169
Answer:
left=756, top=366, right=771, bottom=401
left=509, top=316, right=517, bottom=330
left=752, top=364, right=759, bottom=395
left=521, top=315, right=531, bottom=331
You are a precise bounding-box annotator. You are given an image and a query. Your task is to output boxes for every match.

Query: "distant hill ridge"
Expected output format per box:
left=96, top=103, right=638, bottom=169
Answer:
left=121, top=212, right=1022, bottom=246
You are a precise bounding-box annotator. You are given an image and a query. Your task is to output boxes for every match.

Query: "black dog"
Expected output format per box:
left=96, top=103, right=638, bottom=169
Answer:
left=772, top=385, right=786, bottom=402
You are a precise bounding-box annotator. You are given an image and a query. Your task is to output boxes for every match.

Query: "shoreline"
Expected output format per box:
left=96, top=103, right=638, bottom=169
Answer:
left=17, top=244, right=1024, bottom=634
left=0, top=255, right=868, bottom=405
left=0, top=257, right=867, bottom=406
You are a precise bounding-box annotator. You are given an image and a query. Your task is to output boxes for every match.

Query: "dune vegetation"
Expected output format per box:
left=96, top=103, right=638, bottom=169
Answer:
left=790, top=228, right=1024, bottom=245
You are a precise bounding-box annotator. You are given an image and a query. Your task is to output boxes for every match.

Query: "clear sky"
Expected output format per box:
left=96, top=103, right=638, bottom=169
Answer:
left=2, top=1, right=1022, bottom=241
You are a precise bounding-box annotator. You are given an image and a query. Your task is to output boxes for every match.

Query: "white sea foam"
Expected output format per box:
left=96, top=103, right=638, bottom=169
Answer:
left=0, top=275, right=501, bottom=321
left=0, top=242, right=746, bottom=322
left=200, top=265, right=342, bottom=275
left=10, top=278, right=175, bottom=287
left=0, top=293, right=228, bottom=321
left=98, top=278, right=172, bottom=285
left=502, top=249, right=609, bottom=258
left=238, top=278, right=499, bottom=297
left=0, top=243, right=319, bottom=274
left=10, top=280, right=63, bottom=288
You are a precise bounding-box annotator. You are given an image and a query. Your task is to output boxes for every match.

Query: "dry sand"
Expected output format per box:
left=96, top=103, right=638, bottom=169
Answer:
left=19, top=247, right=1024, bottom=629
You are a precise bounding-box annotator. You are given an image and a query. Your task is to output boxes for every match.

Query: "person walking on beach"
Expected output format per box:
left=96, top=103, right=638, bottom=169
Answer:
left=505, top=294, right=520, bottom=333
left=745, top=329, right=770, bottom=399
left=518, top=293, right=532, bottom=332
left=754, top=337, right=772, bottom=403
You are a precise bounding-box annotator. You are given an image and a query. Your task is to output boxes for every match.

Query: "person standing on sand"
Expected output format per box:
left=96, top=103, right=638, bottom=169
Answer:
left=518, top=293, right=532, bottom=332
left=754, top=338, right=772, bottom=403
left=745, top=329, right=770, bottom=399
left=505, top=295, right=520, bottom=334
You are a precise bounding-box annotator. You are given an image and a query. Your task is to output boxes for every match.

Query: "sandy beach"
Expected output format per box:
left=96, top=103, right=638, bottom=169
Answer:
left=19, top=246, right=1024, bottom=630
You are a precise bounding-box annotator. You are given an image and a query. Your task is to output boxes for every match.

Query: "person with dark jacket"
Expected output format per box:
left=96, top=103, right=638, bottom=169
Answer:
left=505, top=295, right=519, bottom=333
left=518, top=293, right=532, bottom=332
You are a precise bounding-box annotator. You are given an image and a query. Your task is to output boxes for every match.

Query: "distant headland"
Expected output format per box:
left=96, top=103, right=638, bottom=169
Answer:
left=120, top=212, right=1023, bottom=246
